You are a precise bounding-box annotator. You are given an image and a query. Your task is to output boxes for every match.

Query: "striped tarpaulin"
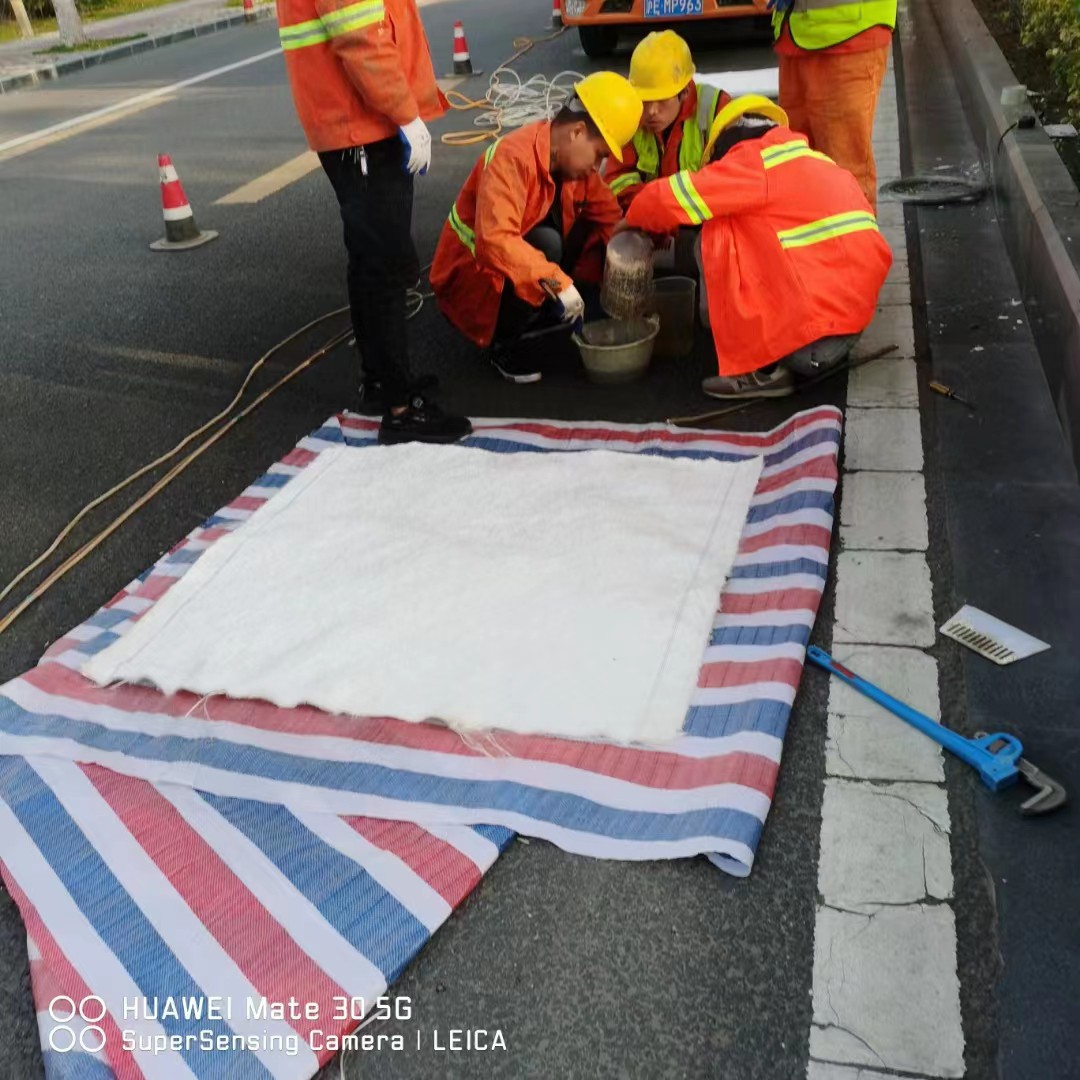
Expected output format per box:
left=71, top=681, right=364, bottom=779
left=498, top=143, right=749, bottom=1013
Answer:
left=0, top=408, right=839, bottom=1079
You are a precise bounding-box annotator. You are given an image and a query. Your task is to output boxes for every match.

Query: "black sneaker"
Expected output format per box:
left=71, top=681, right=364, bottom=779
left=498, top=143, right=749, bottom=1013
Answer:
left=489, top=348, right=542, bottom=385
left=357, top=373, right=439, bottom=414
left=378, top=393, right=472, bottom=445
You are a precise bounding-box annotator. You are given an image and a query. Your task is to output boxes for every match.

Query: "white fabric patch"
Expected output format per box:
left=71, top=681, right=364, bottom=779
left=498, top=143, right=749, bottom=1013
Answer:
left=83, top=443, right=762, bottom=745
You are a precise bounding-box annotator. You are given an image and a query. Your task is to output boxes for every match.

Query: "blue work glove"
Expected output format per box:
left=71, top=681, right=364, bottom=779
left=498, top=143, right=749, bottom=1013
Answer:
left=767, top=0, right=793, bottom=11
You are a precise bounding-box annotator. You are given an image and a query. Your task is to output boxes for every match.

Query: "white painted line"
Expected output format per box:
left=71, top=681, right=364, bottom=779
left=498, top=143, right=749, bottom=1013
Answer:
left=811, top=906, right=965, bottom=1076
left=839, top=472, right=928, bottom=551
left=808, top=56, right=965, bottom=1079
left=0, top=47, right=282, bottom=157
left=215, top=150, right=319, bottom=205
left=0, top=96, right=172, bottom=162
left=825, top=644, right=944, bottom=783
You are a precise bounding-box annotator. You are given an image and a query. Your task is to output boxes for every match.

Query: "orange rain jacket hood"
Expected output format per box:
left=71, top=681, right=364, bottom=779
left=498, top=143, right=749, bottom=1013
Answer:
left=430, top=121, right=623, bottom=348
left=626, top=124, right=892, bottom=375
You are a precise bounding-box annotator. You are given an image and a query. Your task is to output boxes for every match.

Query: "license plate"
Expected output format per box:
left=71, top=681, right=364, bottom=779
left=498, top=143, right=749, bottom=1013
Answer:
left=644, top=0, right=703, bottom=16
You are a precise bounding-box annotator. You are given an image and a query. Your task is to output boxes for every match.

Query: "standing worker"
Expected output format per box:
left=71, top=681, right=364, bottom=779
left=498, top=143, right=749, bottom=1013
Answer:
left=624, top=95, right=891, bottom=399
left=276, top=0, right=472, bottom=444
left=605, top=31, right=730, bottom=213
left=430, top=73, right=641, bottom=384
left=766, top=0, right=896, bottom=209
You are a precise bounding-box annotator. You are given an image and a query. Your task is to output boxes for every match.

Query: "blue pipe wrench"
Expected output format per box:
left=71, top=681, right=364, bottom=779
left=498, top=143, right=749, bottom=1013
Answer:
left=808, top=646, right=1066, bottom=815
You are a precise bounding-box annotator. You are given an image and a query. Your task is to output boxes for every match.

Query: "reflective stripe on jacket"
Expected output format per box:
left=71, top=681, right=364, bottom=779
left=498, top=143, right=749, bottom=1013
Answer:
left=276, top=0, right=446, bottom=152
left=604, top=81, right=730, bottom=212
left=624, top=125, right=892, bottom=376
left=430, top=121, right=623, bottom=348
left=772, top=0, right=896, bottom=51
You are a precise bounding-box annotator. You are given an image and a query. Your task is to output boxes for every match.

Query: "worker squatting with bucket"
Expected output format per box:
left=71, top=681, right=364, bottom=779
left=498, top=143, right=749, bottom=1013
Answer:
left=275, top=0, right=894, bottom=441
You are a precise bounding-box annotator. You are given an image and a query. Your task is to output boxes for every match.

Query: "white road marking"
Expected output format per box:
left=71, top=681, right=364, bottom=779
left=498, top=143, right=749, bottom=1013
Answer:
left=0, top=95, right=172, bottom=162
left=0, top=47, right=281, bottom=157
left=214, top=149, right=319, bottom=204
left=807, top=58, right=966, bottom=1078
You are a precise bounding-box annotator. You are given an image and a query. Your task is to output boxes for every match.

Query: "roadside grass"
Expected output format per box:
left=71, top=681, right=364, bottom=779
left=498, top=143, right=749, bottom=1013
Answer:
left=1, top=0, right=186, bottom=42
left=38, top=30, right=144, bottom=50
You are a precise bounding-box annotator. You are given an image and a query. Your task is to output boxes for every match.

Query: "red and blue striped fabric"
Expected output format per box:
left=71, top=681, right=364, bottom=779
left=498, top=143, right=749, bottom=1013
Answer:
left=0, top=408, right=839, bottom=1079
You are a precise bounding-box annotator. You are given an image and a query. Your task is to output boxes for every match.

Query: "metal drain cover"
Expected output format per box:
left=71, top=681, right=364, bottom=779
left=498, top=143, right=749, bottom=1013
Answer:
left=879, top=176, right=988, bottom=204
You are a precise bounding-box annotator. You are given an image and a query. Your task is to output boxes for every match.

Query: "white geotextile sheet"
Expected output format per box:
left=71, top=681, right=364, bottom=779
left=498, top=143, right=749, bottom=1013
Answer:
left=83, top=442, right=763, bottom=745
left=697, top=68, right=780, bottom=100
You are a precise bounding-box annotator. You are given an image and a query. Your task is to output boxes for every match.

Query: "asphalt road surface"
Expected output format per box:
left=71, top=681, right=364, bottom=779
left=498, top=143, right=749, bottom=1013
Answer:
left=0, top=3, right=1073, bottom=1077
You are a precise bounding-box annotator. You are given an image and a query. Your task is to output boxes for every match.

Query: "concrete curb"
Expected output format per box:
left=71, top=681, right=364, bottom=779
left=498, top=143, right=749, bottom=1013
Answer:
left=0, top=5, right=274, bottom=95
left=931, top=0, right=1080, bottom=471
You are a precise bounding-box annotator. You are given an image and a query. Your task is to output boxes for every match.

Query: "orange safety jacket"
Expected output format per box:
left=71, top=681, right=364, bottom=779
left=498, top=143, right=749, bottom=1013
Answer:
left=625, top=125, right=892, bottom=376
left=430, top=121, right=623, bottom=348
left=604, top=81, right=731, bottom=213
left=276, top=0, right=447, bottom=152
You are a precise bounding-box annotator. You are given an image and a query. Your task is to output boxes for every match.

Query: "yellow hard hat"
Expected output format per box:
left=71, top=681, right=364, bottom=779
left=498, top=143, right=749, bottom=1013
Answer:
left=629, top=30, right=695, bottom=101
left=574, top=71, right=645, bottom=159
left=703, top=94, right=788, bottom=160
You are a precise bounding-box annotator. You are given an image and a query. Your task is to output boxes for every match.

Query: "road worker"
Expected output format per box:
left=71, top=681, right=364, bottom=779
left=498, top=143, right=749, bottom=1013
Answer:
left=765, top=0, right=897, bottom=210
left=624, top=95, right=891, bottom=400
left=605, top=31, right=731, bottom=214
left=430, top=72, right=642, bottom=384
left=277, top=0, right=471, bottom=443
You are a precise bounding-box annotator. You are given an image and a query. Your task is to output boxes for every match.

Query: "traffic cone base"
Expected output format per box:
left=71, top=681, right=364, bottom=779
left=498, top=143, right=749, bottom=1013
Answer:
left=551, top=0, right=562, bottom=26
left=151, top=153, right=218, bottom=252
left=150, top=229, right=219, bottom=252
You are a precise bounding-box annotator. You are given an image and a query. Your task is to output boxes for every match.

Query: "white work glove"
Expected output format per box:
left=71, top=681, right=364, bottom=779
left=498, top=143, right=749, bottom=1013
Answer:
left=399, top=117, right=432, bottom=176
left=556, top=283, right=585, bottom=324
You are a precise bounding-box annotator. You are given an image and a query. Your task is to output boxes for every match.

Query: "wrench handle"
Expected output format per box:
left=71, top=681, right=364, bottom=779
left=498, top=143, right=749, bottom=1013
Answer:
left=806, top=646, right=1021, bottom=790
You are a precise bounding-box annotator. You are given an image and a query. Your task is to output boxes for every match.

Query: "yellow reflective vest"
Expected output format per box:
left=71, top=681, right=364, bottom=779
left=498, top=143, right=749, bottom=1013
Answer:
left=773, top=0, right=896, bottom=51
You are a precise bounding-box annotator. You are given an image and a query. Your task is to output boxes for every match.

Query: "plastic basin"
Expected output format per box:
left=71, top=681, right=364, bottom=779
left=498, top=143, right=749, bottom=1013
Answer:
left=652, top=276, right=697, bottom=360
left=573, top=316, right=660, bottom=384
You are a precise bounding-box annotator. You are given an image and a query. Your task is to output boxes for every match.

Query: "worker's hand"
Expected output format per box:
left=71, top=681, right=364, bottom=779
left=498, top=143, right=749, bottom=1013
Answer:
left=399, top=117, right=432, bottom=176
left=556, top=284, right=585, bottom=324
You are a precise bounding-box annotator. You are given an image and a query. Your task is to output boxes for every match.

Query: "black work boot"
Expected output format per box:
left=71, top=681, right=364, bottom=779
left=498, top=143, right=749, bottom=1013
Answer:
left=378, top=392, right=472, bottom=445
left=357, top=373, right=439, bottom=415
left=489, top=347, right=543, bottom=384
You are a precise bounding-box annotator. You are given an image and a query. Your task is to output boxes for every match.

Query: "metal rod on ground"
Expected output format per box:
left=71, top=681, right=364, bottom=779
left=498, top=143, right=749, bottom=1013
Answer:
left=665, top=345, right=900, bottom=427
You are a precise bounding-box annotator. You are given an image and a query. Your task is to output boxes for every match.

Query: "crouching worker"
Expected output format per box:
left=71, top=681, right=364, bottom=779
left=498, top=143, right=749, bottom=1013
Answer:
left=430, top=72, right=642, bottom=383
left=624, top=94, right=892, bottom=400
left=606, top=31, right=730, bottom=214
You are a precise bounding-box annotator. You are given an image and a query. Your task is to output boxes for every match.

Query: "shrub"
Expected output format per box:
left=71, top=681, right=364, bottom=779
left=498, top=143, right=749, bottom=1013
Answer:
left=1022, top=0, right=1080, bottom=113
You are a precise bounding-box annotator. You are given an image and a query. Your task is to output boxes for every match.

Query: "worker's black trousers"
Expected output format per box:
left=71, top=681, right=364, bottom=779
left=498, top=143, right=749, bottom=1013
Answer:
left=494, top=222, right=601, bottom=344
left=319, top=139, right=419, bottom=406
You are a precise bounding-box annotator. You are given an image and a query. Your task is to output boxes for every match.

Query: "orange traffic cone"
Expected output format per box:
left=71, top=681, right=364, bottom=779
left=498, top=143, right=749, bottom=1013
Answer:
left=551, top=0, right=562, bottom=27
left=242, top=0, right=256, bottom=22
left=150, top=154, right=217, bottom=252
left=449, top=21, right=481, bottom=77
